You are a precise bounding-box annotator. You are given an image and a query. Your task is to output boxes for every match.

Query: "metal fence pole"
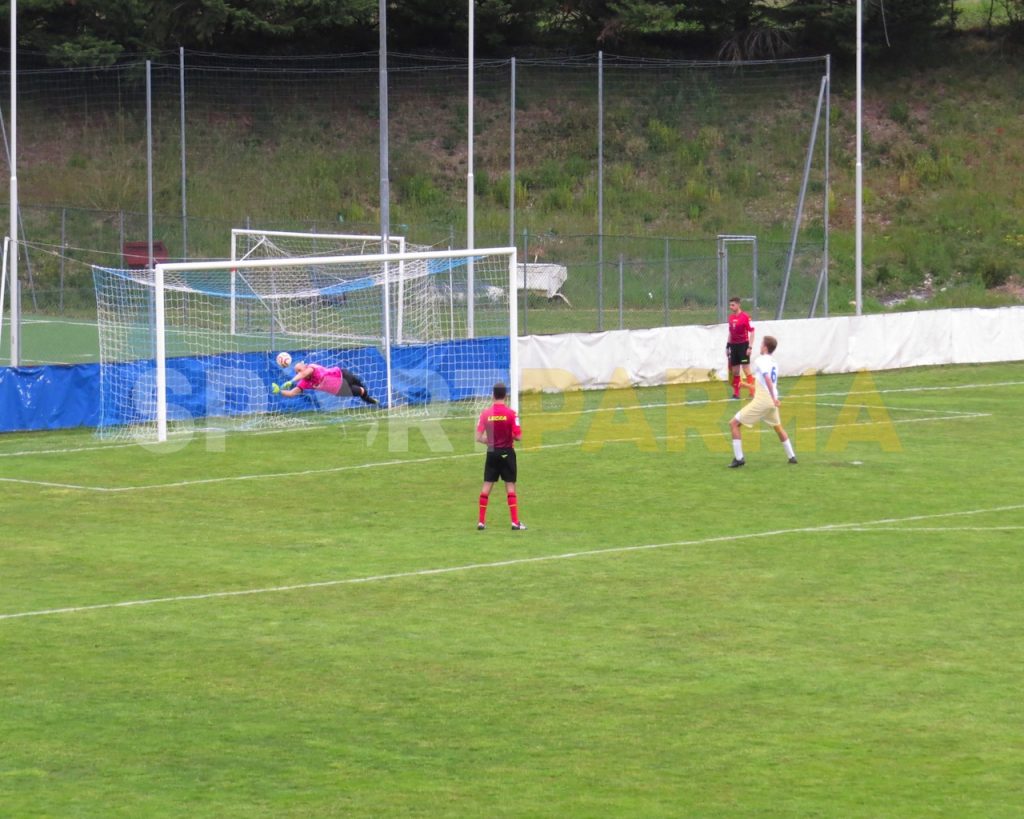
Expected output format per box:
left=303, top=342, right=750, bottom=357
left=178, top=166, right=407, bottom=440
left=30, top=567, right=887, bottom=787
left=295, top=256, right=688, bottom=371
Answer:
left=822, top=55, right=831, bottom=317
left=509, top=58, right=516, bottom=248
left=597, top=51, right=604, bottom=333
left=618, top=254, right=624, bottom=330
left=146, top=60, right=155, bottom=269
left=179, top=47, right=188, bottom=260
left=59, top=207, right=66, bottom=313
left=663, top=237, right=670, bottom=326
left=777, top=73, right=827, bottom=320
left=752, top=238, right=759, bottom=320
left=7, top=11, right=20, bottom=363
left=723, top=248, right=729, bottom=322
left=716, top=238, right=725, bottom=323
left=520, top=228, right=528, bottom=336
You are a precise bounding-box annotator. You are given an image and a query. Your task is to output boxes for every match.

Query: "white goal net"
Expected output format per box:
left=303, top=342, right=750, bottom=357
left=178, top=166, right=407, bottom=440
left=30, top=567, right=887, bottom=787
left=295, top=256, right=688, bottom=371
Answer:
left=92, top=246, right=518, bottom=442
left=231, top=228, right=426, bottom=263
left=230, top=228, right=435, bottom=345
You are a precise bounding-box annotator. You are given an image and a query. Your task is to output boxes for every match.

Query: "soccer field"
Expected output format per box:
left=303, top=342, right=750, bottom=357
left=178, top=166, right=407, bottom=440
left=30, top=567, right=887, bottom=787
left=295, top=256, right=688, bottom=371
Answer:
left=2, top=362, right=1023, bottom=817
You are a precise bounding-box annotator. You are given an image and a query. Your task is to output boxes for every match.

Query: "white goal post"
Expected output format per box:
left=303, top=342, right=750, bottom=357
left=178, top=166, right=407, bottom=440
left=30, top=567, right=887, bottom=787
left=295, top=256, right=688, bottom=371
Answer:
left=92, top=246, right=518, bottom=442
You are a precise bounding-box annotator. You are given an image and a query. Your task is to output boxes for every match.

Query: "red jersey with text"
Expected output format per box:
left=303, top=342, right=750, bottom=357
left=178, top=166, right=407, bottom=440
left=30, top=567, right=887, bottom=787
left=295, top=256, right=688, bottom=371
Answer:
left=476, top=402, right=521, bottom=450
left=728, top=311, right=754, bottom=345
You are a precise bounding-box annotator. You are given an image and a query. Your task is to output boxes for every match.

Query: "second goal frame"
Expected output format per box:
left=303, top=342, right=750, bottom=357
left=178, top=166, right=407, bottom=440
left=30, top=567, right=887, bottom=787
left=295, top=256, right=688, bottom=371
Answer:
left=717, top=235, right=759, bottom=323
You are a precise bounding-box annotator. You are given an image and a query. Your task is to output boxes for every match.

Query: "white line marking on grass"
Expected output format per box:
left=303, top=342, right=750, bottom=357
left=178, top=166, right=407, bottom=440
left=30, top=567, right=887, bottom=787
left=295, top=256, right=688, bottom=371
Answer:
left=0, top=411, right=992, bottom=493
left=3, top=503, right=1023, bottom=623
left=0, top=441, right=142, bottom=459
left=0, top=377, right=1018, bottom=461
left=585, top=413, right=992, bottom=448
left=808, top=401, right=981, bottom=415
left=0, top=450, right=486, bottom=492
left=534, top=379, right=1024, bottom=419
left=825, top=526, right=1024, bottom=532
left=21, top=316, right=99, bottom=327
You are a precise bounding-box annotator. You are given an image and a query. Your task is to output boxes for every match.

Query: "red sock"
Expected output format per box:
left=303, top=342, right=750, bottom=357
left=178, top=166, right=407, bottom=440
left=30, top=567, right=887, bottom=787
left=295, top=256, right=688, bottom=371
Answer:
left=478, top=493, right=489, bottom=525
left=746, top=374, right=755, bottom=394
left=507, top=493, right=520, bottom=526
left=731, top=375, right=740, bottom=395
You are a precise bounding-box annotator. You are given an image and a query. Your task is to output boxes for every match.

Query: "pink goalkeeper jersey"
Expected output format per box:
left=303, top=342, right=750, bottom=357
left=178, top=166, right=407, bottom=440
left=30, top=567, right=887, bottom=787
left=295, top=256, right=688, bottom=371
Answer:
left=296, top=365, right=343, bottom=395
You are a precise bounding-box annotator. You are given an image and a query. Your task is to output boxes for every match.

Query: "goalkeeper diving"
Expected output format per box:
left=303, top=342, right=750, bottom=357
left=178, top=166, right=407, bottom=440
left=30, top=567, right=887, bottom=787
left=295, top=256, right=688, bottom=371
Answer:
left=274, top=361, right=379, bottom=404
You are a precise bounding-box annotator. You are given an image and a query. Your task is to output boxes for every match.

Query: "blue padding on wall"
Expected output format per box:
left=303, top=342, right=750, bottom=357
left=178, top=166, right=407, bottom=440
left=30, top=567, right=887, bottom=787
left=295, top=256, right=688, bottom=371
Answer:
left=0, top=364, right=102, bottom=431
left=0, top=336, right=510, bottom=433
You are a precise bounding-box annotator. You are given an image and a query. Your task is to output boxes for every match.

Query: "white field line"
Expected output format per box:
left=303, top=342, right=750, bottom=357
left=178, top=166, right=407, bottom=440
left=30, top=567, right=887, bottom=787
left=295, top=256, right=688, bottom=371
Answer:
left=20, top=316, right=99, bottom=327
left=0, top=410, right=992, bottom=493
left=0, top=450, right=489, bottom=492
left=0, top=440, right=142, bottom=459
left=592, top=411, right=990, bottom=449
left=827, top=526, right=1024, bottom=532
left=11, top=353, right=98, bottom=363
left=0, top=377, right=1017, bottom=461
left=533, top=379, right=1024, bottom=419
left=2, top=503, right=1022, bottom=623
left=807, top=401, right=980, bottom=415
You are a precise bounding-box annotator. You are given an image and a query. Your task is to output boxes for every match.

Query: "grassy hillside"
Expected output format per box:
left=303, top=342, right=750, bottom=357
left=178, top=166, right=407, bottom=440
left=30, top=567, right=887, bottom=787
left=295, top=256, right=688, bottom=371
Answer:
left=6, top=35, right=1024, bottom=319
left=829, top=36, right=1024, bottom=310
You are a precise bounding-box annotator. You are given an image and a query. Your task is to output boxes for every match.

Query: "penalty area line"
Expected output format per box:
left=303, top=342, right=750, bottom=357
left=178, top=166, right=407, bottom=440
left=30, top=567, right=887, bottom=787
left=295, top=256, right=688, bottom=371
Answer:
left=3, top=502, right=1024, bottom=623
left=0, top=376, right=1020, bottom=461
left=0, top=410, right=991, bottom=493
left=822, top=525, right=1024, bottom=532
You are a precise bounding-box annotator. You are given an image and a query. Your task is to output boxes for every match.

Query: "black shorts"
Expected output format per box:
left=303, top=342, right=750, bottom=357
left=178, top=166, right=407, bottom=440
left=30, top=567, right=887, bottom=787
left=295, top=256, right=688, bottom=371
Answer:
left=727, top=342, right=752, bottom=367
left=483, top=448, right=517, bottom=483
left=340, top=370, right=365, bottom=396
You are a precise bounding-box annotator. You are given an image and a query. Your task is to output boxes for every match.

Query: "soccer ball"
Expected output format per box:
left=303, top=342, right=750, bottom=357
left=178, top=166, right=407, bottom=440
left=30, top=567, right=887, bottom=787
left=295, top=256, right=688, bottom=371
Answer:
left=276, top=351, right=292, bottom=369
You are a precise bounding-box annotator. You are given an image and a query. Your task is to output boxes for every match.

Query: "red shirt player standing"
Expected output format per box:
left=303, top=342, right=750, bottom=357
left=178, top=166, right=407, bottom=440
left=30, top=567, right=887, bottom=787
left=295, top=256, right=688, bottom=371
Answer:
left=475, top=382, right=526, bottom=531
left=726, top=296, right=756, bottom=399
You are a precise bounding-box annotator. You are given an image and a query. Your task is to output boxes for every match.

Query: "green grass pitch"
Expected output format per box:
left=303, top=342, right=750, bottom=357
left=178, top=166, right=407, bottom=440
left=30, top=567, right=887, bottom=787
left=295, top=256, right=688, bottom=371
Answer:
left=2, top=362, right=1023, bottom=817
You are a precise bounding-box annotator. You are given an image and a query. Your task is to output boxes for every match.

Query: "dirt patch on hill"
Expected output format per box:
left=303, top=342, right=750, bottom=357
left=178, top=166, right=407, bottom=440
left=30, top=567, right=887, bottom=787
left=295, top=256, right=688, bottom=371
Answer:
left=993, top=275, right=1024, bottom=301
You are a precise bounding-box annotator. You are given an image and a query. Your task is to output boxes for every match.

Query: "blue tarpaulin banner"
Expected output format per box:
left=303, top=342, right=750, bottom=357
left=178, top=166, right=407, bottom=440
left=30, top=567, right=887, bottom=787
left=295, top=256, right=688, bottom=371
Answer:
left=0, top=364, right=102, bottom=431
left=0, top=336, right=509, bottom=433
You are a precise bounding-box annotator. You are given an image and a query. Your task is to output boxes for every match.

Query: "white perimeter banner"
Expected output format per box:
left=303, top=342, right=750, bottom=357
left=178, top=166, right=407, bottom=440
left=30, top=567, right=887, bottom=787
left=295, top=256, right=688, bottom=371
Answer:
left=518, top=306, right=1024, bottom=393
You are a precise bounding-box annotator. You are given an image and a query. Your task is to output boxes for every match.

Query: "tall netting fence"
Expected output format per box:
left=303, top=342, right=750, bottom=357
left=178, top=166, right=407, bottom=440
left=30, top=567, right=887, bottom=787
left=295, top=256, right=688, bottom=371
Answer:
left=1, top=51, right=829, bottom=365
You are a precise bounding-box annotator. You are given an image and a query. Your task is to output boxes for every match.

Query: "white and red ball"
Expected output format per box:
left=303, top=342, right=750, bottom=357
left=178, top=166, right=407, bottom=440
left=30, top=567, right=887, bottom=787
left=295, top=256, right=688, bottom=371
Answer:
left=276, top=351, right=292, bottom=369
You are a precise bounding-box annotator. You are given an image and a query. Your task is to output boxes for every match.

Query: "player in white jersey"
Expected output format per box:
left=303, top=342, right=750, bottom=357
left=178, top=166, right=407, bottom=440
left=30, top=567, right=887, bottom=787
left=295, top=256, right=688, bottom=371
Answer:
left=728, top=335, right=797, bottom=468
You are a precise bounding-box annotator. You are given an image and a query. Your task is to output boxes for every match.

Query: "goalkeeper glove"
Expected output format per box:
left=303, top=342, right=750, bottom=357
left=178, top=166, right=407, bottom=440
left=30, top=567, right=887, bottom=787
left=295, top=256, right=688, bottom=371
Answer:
left=282, top=381, right=294, bottom=390
left=271, top=383, right=281, bottom=394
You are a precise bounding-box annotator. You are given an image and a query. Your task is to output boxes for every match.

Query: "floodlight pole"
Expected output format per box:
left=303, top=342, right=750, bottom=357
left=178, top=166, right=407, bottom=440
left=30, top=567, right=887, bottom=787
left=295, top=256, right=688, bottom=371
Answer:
left=8, top=0, right=19, bottom=366
left=146, top=61, right=155, bottom=270
left=855, top=0, right=863, bottom=315
left=179, top=47, right=188, bottom=259
left=378, top=0, right=390, bottom=245
left=509, top=57, right=516, bottom=248
left=466, top=0, right=476, bottom=338
left=379, top=0, right=394, bottom=407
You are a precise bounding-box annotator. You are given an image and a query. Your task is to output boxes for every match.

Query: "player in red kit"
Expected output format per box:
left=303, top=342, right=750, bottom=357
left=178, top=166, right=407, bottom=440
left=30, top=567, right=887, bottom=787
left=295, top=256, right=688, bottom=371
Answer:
left=475, top=382, right=526, bottom=531
left=726, top=296, right=756, bottom=399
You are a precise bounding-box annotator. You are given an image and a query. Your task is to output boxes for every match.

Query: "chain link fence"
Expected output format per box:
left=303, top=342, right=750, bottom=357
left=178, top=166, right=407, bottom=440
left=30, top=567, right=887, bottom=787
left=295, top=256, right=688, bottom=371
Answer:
left=1, top=51, right=830, bottom=363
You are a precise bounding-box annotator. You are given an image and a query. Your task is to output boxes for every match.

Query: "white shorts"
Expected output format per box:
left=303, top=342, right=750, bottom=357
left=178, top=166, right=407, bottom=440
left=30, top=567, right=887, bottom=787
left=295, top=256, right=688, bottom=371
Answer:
left=734, top=393, right=781, bottom=428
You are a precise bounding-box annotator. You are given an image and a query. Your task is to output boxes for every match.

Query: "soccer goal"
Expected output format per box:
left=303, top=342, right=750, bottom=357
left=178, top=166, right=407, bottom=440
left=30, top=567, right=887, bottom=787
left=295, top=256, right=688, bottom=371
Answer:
left=92, top=246, right=518, bottom=442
